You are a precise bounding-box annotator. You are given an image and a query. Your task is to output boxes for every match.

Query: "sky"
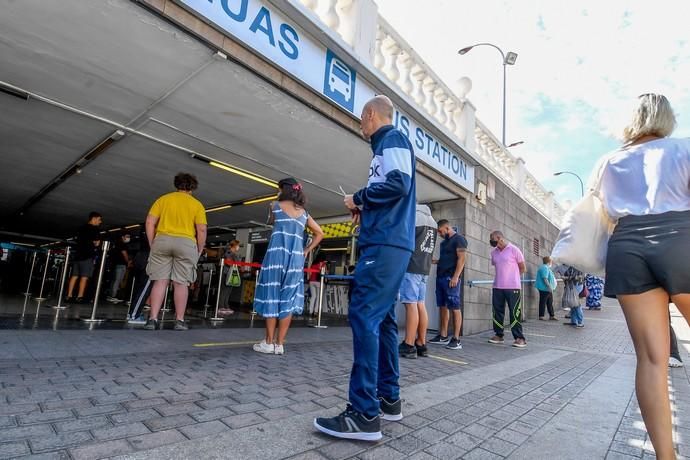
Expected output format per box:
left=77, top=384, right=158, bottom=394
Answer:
left=374, top=0, right=690, bottom=206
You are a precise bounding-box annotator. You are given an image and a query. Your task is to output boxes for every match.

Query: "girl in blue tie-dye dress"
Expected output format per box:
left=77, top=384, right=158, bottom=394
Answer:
left=253, top=178, right=324, bottom=355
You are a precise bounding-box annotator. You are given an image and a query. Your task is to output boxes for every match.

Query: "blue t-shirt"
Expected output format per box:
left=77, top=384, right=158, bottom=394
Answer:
left=535, top=264, right=556, bottom=291
left=437, top=233, right=467, bottom=277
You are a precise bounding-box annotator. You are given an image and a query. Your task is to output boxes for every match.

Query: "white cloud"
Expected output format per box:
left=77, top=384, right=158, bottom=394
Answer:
left=374, top=0, right=690, bottom=203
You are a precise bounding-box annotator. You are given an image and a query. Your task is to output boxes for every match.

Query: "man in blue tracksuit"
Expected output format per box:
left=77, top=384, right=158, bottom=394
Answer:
left=315, top=95, right=416, bottom=441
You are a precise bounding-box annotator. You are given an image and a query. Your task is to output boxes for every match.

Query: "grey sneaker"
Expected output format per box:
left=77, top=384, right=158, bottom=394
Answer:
left=446, top=338, right=463, bottom=350
left=143, top=319, right=159, bottom=330
left=379, top=397, right=403, bottom=421
left=429, top=334, right=450, bottom=345
left=128, top=315, right=147, bottom=325
left=174, top=320, right=188, bottom=331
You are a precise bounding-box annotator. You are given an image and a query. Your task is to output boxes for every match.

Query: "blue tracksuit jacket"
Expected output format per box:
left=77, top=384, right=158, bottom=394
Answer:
left=353, top=125, right=416, bottom=252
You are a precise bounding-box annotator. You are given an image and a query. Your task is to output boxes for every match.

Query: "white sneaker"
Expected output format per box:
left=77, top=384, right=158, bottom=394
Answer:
left=669, top=357, right=684, bottom=368
left=253, top=340, right=275, bottom=354
left=274, top=344, right=285, bottom=355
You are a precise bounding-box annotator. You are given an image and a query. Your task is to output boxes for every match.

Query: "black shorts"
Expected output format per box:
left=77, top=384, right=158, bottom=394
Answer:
left=604, top=210, right=690, bottom=298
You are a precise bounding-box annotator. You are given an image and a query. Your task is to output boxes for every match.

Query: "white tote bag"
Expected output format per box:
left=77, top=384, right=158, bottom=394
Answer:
left=552, top=186, right=614, bottom=277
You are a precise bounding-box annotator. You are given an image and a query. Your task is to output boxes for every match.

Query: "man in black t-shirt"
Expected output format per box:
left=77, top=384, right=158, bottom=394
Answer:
left=429, top=220, right=468, bottom=350
left=66, top=212, right=102, bottom=303
left=398, top=205, right=438, bottom=359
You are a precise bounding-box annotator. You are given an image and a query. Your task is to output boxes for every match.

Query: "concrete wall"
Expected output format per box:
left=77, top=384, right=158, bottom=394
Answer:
left=430, top=166, right=561, bottom=336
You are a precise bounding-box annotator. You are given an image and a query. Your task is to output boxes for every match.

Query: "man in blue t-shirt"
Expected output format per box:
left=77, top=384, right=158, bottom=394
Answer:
left=429, top=220, right=467, bottom=350
left=315, top=95, right=416, bottom=442
left=535, top=256, right=557, bottom=320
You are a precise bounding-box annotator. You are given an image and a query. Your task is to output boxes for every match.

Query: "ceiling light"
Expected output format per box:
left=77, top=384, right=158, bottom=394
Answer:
left=125, top=224, right=141, bottom=229
left=207, top=204, right=233, bottom=213
left=243, top=195, right=278, bottom=205
left=208, top=161, right=278, bottom=189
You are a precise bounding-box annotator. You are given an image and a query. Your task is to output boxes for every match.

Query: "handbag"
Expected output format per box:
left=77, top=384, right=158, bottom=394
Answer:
left=225, top=264, right=242, bottom=287
left=578, top=284, right=589, bottom=298
left=552, top=165, right=615, bottom=276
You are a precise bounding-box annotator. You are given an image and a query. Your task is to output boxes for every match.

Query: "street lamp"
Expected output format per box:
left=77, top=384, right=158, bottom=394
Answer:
left=458, top=43, right=518, bottom=146
left=554, top=171, right=584, bottom=197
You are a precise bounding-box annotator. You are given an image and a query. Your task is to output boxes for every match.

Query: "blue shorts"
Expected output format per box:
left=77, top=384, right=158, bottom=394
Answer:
left=399, top=273, right=428, bottom=303
left=436, top=275, right=462, bottom=310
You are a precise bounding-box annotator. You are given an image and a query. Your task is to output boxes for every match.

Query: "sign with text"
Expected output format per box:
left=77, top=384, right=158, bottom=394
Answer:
left=248, top=230, right=272, bottom=243
left=176, top=0, right=475, bottom=191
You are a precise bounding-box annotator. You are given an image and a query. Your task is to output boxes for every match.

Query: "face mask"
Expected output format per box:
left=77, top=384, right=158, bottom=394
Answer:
left=123, top=238, right=131, bottom=244
left=489, top=240, right=498, bottom=247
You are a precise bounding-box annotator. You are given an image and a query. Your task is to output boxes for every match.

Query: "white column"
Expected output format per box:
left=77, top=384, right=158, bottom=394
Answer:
left=513, top=157, right=527, bottom=196
left=347, top=0, right=378, bottom=64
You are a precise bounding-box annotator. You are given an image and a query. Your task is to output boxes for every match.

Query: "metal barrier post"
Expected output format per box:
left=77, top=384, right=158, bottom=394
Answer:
left=203, top=267, right=214, bottom=317
left=50, top=247, right=71, bottom=310
left=209, top=258, right=224, bottom=321
left=161, top=283, right=170, bottom=323
left=312, top=265, right=327, bottom=329
left=34, top=250, right=52, bottom=302
left=82, top=241, right=109, bottom=323
left=23, top=252, right=38, bottom=297
left=124, top=276, right=136, bottom=320
left=250, top=268, right=259, bottom=328
left=126, top=276, right=135, bottom=307
left=161, top=280, right=171, bottom=311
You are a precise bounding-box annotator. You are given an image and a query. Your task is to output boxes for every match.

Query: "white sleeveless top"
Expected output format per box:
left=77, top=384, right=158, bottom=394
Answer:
left=595, top=137, right=690, bottom=219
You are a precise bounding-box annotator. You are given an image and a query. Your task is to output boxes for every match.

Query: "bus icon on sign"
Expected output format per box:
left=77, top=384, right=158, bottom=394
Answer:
left=323, top=49, right=356, bottom=112
left=329, top=59, right=352, bottom=101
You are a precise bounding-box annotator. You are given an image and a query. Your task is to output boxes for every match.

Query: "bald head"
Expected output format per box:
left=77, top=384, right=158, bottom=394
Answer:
left=360, top=95, right=395, bottom=139
left=364, top=95, right=394, bottom=120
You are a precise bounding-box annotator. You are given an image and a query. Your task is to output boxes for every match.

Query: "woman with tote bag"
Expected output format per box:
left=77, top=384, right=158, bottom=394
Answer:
left=553, top=94, right=690, bottom=459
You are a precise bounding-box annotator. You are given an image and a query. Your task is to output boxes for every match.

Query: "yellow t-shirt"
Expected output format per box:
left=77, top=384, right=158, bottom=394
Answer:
left=148, top=192, right=207, bottom=241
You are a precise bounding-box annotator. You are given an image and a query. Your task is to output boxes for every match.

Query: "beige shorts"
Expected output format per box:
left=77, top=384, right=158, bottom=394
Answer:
left=146, top=235, right=199, bottom=285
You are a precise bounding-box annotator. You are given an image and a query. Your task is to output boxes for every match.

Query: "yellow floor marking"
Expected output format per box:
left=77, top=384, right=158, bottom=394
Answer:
left=193, top=340, right=257, bottom=348
left=428, top=354, right=468, bottom=365
left=525, top=333, right=556, bottom=338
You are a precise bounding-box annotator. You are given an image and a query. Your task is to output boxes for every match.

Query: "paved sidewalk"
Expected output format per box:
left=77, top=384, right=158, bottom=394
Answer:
left=0, top=299, right=689, bottom=459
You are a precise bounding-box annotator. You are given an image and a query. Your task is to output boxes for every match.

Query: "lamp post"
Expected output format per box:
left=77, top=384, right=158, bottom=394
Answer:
left=554, top=171, right=585, bottom=197
left=458, top=43, right=518, bottom=146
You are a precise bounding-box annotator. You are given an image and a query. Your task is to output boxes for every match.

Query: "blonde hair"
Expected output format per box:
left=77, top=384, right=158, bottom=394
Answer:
left=622, top=94, right=676, bottom=143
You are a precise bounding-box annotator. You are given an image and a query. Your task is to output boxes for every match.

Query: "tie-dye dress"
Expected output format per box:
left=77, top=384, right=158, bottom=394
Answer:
left=253, top=202, right=307, bottom=319
left=585, top=274, right=604, bottom=309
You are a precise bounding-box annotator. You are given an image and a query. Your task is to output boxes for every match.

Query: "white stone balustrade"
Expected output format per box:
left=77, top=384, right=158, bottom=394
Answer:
left=293, top=0, right=565, bottom=225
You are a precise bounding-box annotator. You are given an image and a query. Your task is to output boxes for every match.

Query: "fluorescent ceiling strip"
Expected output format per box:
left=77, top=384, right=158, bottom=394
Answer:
left=208, top=161, right=278, bottom=189
left=243, top=195, right=278, bottom=205
left=207, top=205, right=233, bottom=213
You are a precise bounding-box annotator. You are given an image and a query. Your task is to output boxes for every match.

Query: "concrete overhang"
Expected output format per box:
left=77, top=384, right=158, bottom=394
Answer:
left=0, top=0, right=457, bottom=243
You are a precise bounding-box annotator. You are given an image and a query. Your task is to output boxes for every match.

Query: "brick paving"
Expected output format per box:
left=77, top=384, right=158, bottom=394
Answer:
left=0, top=299, right=688, bottom=459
